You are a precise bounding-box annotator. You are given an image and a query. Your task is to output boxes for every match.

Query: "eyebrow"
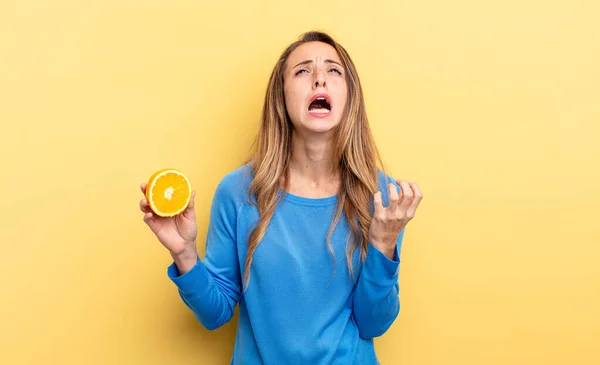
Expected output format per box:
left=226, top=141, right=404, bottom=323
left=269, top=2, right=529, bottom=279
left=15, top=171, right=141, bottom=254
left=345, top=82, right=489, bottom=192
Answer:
left=292, top=59, right=343, bottom=69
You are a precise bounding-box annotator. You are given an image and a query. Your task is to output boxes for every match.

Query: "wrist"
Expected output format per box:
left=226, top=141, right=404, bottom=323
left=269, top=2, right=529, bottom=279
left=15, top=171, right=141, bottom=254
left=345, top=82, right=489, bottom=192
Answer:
left=171, top=242, right=197, bottom=258
left=170, top=244, right=198, bottom=275
left=370, top=241, right=395, bottom=260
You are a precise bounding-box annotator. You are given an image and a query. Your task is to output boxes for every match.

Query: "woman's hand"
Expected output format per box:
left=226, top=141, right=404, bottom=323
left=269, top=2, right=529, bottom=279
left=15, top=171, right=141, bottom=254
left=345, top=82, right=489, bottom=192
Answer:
left=139, top=183, right=198, bottom=258
left=368, top=180, right=423, bottom=259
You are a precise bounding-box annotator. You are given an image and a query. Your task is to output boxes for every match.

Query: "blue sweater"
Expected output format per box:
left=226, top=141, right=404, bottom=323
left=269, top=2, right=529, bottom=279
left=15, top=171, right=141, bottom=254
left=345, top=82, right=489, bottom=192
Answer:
left=167, top=164, right=405, bottom=365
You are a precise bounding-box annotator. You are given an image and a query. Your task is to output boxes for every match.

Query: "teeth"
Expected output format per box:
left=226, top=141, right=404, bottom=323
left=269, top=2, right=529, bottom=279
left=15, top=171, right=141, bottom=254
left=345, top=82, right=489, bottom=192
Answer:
left=309, top=108, right=330, bottom=114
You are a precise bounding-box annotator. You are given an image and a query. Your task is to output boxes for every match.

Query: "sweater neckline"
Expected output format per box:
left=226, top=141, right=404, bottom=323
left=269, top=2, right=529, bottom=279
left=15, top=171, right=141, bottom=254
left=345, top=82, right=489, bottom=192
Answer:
left=278, top=188, right=338, bottom=206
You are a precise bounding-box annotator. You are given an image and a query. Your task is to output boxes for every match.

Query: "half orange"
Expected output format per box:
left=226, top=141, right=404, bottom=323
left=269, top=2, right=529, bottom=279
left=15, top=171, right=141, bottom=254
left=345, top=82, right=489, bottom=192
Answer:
left=145, top=168, right=192, bottom=217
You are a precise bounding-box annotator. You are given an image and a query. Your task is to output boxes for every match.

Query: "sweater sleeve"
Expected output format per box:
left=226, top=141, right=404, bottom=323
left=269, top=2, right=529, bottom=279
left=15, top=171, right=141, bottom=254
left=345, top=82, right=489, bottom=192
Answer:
left=352, top=172, right=406, bottom=339
left=352, top=227, right=405, bottom=339
left=166, top=175, right=243, bottom=330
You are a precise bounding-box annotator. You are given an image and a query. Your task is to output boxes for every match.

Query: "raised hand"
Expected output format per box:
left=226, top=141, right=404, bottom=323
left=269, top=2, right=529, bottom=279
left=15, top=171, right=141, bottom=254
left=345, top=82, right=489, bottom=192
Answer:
left=368, top=180, right=423, bottom=258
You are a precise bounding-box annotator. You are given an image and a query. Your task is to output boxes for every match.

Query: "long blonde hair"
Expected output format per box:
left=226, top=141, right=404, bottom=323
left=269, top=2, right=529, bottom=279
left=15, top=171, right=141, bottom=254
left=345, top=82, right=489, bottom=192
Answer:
left=243, top=30, right=387, bottom=291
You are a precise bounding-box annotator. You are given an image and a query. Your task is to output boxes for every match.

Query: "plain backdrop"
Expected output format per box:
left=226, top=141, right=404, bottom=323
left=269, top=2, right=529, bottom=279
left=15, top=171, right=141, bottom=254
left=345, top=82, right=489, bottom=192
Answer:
left=1, top=1, right=599, bottom=364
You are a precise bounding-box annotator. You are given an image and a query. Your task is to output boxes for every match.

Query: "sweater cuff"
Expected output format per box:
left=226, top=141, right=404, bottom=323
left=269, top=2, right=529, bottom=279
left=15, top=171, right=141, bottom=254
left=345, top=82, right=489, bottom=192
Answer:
left=167, top=254, right=212, bottom=297
left=362, top=242, right=400, bottom=288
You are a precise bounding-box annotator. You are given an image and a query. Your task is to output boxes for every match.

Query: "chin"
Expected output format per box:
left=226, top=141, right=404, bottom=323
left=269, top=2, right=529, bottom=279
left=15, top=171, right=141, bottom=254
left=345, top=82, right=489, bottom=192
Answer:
left=303, top=119, right=340, bottom=135
left=303, top=111, right=341, bottom=131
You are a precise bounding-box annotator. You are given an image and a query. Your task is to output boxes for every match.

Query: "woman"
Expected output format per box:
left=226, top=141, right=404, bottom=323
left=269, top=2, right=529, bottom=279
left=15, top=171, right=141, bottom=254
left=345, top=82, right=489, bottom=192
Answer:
left=139, top=30, right=423, bottom=365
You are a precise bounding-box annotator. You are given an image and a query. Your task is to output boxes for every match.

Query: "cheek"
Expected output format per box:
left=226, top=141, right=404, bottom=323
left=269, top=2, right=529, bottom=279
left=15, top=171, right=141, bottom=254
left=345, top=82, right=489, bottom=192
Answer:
left=284, top=85, right=304, bottom=114
left=283, top=93, right=303, bottom=127
left=283, top=82, right=294, bottom=102
left=284, top=92, right=299, bottom=118
left=335, top=84, right=348, bottom=112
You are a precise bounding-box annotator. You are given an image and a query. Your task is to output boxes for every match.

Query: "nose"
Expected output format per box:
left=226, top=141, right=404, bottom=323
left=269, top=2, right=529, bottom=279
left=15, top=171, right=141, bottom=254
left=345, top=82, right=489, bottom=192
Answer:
left=313, top=69, right=326, bottom=89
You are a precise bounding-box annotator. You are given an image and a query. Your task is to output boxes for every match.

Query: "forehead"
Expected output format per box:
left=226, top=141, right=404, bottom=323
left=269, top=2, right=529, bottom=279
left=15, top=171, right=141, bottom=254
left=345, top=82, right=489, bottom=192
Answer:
left=286, top=41, right=341, bottom=66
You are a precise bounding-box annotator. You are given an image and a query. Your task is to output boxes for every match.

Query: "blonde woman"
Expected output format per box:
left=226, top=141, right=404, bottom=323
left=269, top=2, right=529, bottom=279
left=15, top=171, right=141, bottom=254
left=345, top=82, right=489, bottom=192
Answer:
left=140, top=30, right=423, bottom=365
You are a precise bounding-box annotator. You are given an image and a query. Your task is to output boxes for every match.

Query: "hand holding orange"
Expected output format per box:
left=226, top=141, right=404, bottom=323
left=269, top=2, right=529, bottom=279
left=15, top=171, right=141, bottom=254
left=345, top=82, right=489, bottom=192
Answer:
left=139, top=168, right=198, bottom=257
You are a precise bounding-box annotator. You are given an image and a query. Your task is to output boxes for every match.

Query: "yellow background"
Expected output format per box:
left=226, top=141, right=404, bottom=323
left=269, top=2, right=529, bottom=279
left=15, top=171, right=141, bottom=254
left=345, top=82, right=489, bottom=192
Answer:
left=1, top=1, right=599, bottom=364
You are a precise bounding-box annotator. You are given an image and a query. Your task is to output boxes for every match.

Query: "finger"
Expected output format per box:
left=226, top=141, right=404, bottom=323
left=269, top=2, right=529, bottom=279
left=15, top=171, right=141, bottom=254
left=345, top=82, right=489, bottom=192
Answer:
left=140, top=183, right=147, bottom=195
left=387, top=183, right=399, bottom=213
left=406, top=182, right=423, bottom=218
left=140, top=199, right=151, bottom=213
left=143, top=212, right=156, bottom=229
left=373, top=191, right=384, bottom=219
left=396, top=180, right=413, bottom=213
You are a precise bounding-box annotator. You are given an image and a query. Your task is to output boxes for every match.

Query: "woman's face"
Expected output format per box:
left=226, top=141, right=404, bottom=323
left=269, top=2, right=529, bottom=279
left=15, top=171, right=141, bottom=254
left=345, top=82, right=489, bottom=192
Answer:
left=283, top=41, right=348, bottom=136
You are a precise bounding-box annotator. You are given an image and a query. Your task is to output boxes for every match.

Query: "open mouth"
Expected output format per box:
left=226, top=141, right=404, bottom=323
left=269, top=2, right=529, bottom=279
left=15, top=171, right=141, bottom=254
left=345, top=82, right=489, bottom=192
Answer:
left=308, top=95, right=332, bottom=116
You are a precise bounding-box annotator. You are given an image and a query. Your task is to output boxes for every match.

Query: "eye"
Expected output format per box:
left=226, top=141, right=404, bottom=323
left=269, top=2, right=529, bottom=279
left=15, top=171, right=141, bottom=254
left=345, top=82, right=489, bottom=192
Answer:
left=329, top=67, right=342, bottom=75
left=295, top=69, right=308, bottom=75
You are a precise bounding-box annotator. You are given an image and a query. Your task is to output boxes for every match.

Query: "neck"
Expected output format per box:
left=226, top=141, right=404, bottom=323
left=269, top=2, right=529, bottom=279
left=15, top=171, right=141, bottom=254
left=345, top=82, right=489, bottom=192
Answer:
left=288, top=129, right=339, bottom=185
